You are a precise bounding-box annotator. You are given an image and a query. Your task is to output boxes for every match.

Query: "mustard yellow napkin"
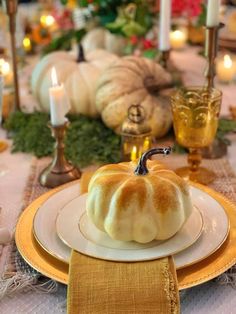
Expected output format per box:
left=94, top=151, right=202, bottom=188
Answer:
left=68, top=252, right=180, bottom=314
left=67, top=171, right=180, bottom=314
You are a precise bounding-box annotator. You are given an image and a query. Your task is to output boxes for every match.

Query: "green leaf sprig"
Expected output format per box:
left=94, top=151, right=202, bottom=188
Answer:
left=42, top=29, right=86, bottom=56
left=65, top=115, right=121, bottom=167
left=4, top=111, right=55, bottom=157
left=4, top=112, right=121, bottom=167
left=216, top=118, right=236, bottom=145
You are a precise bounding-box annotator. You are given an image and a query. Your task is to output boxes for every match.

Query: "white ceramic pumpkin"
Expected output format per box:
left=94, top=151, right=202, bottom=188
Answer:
left=86, top=148, right=193, bottom=243
left=96, top=56, right=173, bottom=138
left=82, top=27, right=126, bottom=56
left=31, top=48, right=118, bottom=117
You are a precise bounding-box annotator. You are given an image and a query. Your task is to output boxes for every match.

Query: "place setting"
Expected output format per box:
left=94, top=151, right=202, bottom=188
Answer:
left=16, top=145, right=233, bottom=289
left=1, top=0, right=236, bottom=313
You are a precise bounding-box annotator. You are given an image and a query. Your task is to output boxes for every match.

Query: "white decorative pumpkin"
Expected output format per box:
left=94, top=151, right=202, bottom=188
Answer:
left=86, top=148, right=193, bottom=243
left=82, top=27, right=126, bottom=56
left=96, top=56, right=173, bottom=138
left=31, top=48, right=118, bottom=117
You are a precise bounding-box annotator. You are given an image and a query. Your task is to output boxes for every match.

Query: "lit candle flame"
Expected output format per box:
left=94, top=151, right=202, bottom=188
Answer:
left=51, top=67, right=59, bottom=87
left=143, top=137, right=151, bottom=151
left=23, top=37, right=32, bottom=52
left=172, top=30, right=185, bottom=40
left=170, top=29, right=187, bottom=49
left=40, top=15, right=55, bottom=28
left=0, top=59, right=10, bottom=76
left=224, top=55, right=233, bottom=69
left=131, top=146, right=137, bottom=161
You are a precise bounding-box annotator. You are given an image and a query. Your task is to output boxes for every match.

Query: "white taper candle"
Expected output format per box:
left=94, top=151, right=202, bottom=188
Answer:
left=159, top=0, right=171, bottom=51
left=206, top=0, right=221, bottom=27
left=49, top=68, right=70, bottom=126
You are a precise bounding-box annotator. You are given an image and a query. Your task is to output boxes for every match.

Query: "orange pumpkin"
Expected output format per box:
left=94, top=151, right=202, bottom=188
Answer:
left=31, top=24, right=51, bottom=45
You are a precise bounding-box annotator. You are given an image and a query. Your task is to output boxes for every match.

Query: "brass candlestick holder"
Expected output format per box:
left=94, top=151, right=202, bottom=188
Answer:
left=2, top=0, right=20, bottom=110
left=204, top=23, right=224, bottom=89
left=159, top=50, right=170, bottom=69
left=39, top=121, right=81, bottom=188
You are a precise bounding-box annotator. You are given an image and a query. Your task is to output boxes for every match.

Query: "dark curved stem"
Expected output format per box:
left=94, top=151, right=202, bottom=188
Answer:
left=134, top=147, right=172, bottom=176
left=77, top=43, right=86, bottom=62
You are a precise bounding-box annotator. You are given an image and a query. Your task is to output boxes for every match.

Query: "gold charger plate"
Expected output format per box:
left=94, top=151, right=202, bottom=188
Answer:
left=15, top=181, right=236, bottom=290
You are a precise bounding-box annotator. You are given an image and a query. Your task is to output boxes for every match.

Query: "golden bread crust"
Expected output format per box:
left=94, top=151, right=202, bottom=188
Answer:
left=86, top=159, right=193, bottom=243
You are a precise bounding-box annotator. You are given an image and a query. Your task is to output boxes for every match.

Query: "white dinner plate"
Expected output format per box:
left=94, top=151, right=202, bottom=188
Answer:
left=33, top=184, right=229, bottom=269
left=56, top=194, right=203, bottom=262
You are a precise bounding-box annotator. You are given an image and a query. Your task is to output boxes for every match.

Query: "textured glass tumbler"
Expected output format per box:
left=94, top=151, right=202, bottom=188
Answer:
left=171, top=86, right=222, bottom=184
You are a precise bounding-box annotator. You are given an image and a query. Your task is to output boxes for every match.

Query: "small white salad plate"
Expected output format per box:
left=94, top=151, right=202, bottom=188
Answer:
left=33, top=184, right=229, bottom=269
left=56, top=194, right=203, bottom=262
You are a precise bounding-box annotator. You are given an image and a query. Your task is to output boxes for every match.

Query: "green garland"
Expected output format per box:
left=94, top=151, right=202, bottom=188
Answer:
left=6, top=112, right=235, bottom=164
left=42, top=29, right=86, bottom=56
left=4, top=112, right=121, bottom=167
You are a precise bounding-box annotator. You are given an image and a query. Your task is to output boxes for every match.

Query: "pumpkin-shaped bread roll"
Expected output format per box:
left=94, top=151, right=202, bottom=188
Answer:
left=86, top=148, right=193, bottom=244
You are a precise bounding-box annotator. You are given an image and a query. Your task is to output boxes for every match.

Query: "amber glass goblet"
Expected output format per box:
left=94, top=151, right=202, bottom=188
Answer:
left=171, top=86, right=222, bottom=185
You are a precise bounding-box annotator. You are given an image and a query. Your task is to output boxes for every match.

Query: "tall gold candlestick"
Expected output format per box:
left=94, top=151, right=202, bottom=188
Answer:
left=204, top=23, right=224, bottom=89
left=39, top=121, right=81, bottom=188
left=3, top=0, right=20, bottom=111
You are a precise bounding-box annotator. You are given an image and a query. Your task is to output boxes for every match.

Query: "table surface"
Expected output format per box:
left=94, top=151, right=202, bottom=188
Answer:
left=1, top=46, right=236, bottom=313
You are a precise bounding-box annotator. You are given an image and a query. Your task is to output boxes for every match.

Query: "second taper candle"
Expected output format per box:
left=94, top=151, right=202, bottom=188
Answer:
left=206, top=0, right=221, bottom=27
left=49, top=68, right=70, bottom=126
left=159, top=0, right=171, bottom=51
